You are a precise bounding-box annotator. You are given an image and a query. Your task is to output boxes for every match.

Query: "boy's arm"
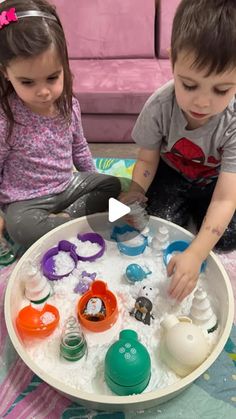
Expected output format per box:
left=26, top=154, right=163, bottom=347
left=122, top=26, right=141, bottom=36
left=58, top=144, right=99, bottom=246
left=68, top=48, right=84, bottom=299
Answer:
left=130, top=147, right=160, bottom=192
left=168, top=171, right=236, bottom=301
left=120, top=147, right=160, bottom=203
left=189, top=171, right=236, bottom=259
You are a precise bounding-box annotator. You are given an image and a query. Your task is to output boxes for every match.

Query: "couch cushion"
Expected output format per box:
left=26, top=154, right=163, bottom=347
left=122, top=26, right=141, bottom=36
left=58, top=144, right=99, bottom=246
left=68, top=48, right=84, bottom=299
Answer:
left=81, top=114, right=138, bottom=143
left=54, top=0, right=155, bottom=59
left=158, top=59, right=173, bottom=83
left=70, top=58, right=172, bottom=114
left=158, top=0, right=180, bottom=58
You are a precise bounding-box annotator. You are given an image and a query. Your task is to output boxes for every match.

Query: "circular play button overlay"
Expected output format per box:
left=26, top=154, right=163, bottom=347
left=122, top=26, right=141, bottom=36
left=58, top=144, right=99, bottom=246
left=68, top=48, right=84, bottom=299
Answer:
left=85, top=177, right=150, bottom=242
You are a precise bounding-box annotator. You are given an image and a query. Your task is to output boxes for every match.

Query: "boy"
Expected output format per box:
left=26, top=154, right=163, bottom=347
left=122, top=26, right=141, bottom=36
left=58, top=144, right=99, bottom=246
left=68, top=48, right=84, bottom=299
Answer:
left=120, top=0, right=236, bottom=301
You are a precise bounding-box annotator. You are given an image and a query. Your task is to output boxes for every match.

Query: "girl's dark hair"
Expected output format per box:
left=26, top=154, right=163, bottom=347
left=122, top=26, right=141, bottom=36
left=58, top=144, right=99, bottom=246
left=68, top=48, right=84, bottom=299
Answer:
left=0, top=0, right=73, bottom=140
left=171, top=0, right=236, bottom=75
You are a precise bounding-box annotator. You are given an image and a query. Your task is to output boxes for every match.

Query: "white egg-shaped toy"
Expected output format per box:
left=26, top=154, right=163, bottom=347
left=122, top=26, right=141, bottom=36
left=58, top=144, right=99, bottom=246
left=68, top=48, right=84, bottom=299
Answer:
left=160, top=315, right=210, bottom=377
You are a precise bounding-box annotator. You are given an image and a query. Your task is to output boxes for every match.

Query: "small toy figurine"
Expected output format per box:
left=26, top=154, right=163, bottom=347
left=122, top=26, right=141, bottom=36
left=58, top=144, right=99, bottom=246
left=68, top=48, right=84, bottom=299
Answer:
left=83, top=297, right=106, bottom=321
left=74, top=271, right=96, bottom=294
left=190, top=287, right=218, bottom=333
left=158, top=226, right=169, bottom=247
left=130, top=286, right=155, bottom=325
left=24, top=263, right=52, bottom=306
left=125, top=263, right=152, bottom=283
left=60, top=316, right=87, bottom=361
left=151, top=225, right=169, bottom=255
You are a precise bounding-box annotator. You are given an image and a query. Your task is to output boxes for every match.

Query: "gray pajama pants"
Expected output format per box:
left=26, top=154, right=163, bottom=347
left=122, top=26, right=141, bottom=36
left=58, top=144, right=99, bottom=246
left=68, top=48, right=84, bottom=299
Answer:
left=4, top=172, right=121, bottom=248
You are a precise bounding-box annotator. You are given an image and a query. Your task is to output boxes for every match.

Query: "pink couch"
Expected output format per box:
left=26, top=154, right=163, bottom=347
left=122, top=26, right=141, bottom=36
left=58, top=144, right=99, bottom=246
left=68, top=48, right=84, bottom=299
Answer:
left=53, top=0, right=180, bottom=142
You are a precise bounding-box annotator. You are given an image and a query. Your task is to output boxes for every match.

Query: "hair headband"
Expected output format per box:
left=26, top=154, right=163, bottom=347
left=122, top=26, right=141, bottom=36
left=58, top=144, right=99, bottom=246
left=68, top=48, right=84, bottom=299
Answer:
left=0, top=7, right=57, bottom=29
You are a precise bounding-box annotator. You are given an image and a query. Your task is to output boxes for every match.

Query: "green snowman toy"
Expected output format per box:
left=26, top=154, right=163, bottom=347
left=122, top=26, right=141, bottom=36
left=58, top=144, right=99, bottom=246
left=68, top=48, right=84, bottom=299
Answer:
left=105, top=329, right=151, bottom=395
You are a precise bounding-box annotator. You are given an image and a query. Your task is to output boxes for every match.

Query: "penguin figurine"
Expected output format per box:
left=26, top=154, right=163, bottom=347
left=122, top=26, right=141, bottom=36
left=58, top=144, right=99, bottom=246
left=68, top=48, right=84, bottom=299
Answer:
left=130, top=285, right=155, bottom=325
left=83, top=297, right=106, bottom=321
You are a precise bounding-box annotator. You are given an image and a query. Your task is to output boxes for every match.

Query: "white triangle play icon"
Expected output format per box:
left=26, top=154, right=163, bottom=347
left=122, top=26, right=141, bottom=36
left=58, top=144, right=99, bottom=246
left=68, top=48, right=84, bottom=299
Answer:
left=108, top=198, right=130, bottom=222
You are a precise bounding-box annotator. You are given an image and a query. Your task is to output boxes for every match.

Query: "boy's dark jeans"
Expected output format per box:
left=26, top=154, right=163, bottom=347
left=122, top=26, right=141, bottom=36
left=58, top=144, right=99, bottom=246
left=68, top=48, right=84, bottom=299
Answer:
left=146, top=159, right=236, bottom=251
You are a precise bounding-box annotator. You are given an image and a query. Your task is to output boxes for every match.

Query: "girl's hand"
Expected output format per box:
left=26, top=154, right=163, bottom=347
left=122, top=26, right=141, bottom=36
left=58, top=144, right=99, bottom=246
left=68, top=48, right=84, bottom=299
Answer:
left=118, top=191, right=148, bottom=229
left=167, top=249, right=202, bottom=301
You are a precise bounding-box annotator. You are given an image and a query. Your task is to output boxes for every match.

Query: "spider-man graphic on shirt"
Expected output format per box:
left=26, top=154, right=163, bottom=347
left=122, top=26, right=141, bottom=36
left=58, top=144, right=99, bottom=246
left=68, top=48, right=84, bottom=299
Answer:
left=163, top=137, right=221, bottom=185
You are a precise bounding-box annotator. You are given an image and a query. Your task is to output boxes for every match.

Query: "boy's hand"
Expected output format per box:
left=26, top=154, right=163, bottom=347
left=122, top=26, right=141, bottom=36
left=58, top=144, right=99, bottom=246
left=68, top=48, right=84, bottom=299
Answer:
left=118, top=191, right=147, bottom=205
left=167, top=249, right=202, bottom=301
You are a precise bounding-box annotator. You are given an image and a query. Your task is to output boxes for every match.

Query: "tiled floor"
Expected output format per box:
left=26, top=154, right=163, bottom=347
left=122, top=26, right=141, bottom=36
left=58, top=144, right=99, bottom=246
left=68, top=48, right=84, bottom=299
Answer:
left=90, top=142, right=139, bottom=159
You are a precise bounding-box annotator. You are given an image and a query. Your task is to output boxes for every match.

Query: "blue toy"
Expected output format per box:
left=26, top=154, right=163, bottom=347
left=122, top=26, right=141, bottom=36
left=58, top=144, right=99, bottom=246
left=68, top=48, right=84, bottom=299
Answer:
left=163, top=240, right=206, bottom=273
left=125, top=263, right=152, bottom=283
left=111, top=224, right=148, bottom=256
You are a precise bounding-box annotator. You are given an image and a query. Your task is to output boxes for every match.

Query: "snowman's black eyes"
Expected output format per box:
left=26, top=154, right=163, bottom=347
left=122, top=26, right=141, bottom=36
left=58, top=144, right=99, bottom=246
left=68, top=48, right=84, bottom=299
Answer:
left=143, top=286, right=146, bottom=290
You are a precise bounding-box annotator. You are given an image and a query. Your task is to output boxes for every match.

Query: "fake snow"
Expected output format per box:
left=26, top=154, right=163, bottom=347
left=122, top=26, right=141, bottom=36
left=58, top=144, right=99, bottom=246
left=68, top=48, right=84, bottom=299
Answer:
left=40, top=312, right=56, bottom=325
left=69, top=238, right=102, bottom=257
left=117, top=232, right=145, bottom=246
left=22, top=230, right=219, bottom=396
left=53, top=251, right=75, bottom=275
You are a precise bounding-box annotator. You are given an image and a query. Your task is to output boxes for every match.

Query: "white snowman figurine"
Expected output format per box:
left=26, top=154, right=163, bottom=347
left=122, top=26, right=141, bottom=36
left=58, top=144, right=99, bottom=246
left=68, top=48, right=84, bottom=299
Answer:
left=151, top=226, right=170, bottom=255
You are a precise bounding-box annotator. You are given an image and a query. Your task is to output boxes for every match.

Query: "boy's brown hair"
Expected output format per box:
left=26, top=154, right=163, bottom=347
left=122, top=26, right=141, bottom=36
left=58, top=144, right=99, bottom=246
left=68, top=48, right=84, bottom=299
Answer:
left=171, top=0, right=236, bottom=75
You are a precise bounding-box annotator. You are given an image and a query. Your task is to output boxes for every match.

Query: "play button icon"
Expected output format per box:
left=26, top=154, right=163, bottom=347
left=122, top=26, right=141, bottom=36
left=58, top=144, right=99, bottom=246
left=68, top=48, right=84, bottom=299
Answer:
left=84, top=176, right=150, bottom=242
left=108, top=198, right=130, bottom=222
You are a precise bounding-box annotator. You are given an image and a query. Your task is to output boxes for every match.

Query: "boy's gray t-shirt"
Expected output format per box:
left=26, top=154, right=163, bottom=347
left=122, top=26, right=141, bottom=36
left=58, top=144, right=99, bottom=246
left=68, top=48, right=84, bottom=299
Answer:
left=132, top=80, right=236, bottom=185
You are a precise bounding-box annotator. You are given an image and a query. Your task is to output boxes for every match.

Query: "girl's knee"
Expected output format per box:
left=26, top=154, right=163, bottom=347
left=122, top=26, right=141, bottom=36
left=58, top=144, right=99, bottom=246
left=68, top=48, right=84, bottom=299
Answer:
left=5, top=214, right=34, bottom=248
left=102, top=175, right=121, bottom=197
left=5, top=207, right=43, bottom=247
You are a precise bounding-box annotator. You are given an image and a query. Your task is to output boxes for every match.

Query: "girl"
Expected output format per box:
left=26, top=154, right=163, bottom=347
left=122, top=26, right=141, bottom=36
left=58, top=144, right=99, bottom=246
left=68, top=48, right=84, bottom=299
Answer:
left=0, top=0, right=121, bottom=248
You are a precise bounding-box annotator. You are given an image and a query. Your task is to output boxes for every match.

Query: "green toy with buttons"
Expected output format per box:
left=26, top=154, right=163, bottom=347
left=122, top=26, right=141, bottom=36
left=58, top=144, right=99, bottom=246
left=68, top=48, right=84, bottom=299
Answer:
left=105, top=329, right=151, bottom=396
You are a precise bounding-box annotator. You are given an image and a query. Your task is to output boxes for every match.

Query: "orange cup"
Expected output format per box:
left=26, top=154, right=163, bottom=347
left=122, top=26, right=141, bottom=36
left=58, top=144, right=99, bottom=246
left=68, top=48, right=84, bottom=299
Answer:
left=77, top=280, right=118, bottom=332
left=16, top=303, right=60, bottom=339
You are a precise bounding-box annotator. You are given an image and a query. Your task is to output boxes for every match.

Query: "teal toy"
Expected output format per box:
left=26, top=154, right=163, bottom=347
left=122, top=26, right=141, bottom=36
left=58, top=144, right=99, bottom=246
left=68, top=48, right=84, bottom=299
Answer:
left=125, top=263, right=152, bottom=283
left=105, top=329, right=151, bottom=395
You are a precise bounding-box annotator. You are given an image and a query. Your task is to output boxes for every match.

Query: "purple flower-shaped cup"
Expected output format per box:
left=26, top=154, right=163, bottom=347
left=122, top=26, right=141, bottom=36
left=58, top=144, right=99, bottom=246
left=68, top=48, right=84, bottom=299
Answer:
left=42, top=240, right=78, bottom=281
left=75, top=232, right=105, bottom=262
